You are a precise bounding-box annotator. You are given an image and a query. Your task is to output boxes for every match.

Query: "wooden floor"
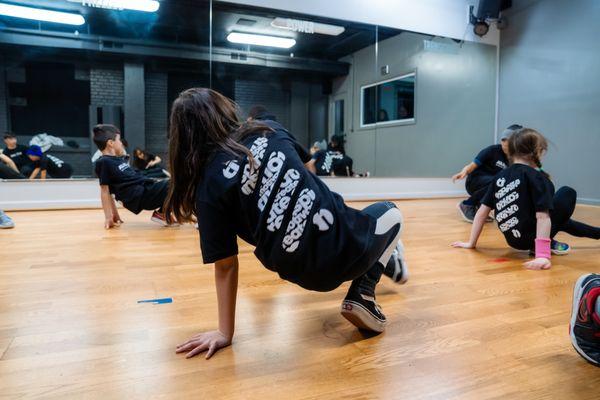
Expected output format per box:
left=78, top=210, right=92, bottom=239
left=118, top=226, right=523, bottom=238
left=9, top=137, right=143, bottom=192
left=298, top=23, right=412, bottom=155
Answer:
left=1, top=198, right=599, bottom=399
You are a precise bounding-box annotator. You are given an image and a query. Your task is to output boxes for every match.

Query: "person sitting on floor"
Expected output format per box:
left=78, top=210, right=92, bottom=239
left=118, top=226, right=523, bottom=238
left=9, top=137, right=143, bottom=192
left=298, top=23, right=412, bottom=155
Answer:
left=25, top=145, right=73, bottom=179
left=132, top=148, right=170, bottom=179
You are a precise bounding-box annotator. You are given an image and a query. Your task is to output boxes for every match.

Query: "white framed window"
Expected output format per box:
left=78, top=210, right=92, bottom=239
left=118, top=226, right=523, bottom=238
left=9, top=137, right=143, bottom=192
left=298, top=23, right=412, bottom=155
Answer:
left=360, top=72, right=416, bottom=128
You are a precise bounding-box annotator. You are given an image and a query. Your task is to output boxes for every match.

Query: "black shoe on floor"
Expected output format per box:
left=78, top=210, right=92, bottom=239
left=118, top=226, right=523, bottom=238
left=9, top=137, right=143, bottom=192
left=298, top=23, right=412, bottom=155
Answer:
left=341, top=287, right=387, bottom=333
left=383, top=241, right=409, bottom=284
left=570, top=273, right=600, bottom=367
left=457, top=201, right=477, bottom=223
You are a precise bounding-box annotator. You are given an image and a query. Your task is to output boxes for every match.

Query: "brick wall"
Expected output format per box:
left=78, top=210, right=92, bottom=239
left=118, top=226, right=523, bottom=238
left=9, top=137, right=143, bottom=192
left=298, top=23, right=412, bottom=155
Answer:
left=90, top=67, right=124, bottom=106
left=144, top=72, right=168, bottom=161
left=234, top=79, right=290, bottom=128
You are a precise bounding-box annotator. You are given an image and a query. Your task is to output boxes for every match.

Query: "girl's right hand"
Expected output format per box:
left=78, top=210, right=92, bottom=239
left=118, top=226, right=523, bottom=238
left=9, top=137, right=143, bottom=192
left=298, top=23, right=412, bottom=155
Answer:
left=176, top=330, right=232, bottom=359
left=105, top=218, right=120, bottom=229
left=523, top=258, right=551, bottom=270
left=451, top=171, right=467, bottom=182
left=451, top=241, right=475, bottom=249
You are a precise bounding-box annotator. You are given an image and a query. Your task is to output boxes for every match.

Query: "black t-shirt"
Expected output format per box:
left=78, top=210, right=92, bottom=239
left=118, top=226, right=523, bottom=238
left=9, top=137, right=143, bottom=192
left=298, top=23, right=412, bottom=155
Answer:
left=2, top=144, right=30, bottom=168
left=34, top=154, right=72, bottom=178
left=95, top=155, right=151, bottom=211
left=481, top=163, right=555, bottom=249
left=471, top=144, right=508, bottom=178
left=133, top=152, right=157, bottom=170
left=195, top=125, right=376, bottom=291
left=312, top=150, right=344, bottom=176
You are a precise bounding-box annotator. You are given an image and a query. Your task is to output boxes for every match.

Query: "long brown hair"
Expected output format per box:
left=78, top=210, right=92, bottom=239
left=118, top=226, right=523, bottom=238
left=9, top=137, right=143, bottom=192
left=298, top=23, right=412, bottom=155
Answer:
left=164, top=88, right=272, bottom=223
left=507, top=128, right=550, bottom=178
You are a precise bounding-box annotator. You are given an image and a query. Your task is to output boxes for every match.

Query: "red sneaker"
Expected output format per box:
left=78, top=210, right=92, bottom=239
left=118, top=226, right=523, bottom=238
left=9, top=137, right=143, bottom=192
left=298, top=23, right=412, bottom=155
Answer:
left=151, top=210, right=168, bottom=226
left=570, top=273, right=600, bottom=367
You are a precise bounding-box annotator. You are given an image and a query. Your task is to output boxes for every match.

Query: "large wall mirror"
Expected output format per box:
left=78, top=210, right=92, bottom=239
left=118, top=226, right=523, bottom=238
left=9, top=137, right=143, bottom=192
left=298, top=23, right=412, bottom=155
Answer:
left=0, top=0, right=497, bottom=184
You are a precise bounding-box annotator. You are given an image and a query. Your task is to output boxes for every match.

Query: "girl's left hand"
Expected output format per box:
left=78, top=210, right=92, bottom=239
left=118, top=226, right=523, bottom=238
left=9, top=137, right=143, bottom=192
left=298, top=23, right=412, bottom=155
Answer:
left=176, top=330, right=232, bottom=359
left=524, top=258, right=551, bottom=270
left=451, top=241, right=474, bottom=249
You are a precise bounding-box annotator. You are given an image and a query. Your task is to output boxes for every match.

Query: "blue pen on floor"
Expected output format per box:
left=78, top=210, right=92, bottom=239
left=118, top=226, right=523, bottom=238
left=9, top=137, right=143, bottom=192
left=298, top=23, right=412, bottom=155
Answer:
left=137, top=297, right=173, bottom=304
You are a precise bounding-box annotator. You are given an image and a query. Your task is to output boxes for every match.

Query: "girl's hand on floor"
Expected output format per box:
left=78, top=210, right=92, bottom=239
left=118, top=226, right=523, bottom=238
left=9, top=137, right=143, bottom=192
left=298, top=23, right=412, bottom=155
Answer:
left=105, top=218, right=120, bottom=229
left=524, top=257, right=551, bottom=270
left=451, top=241, right=474, bottom=249
left=176, top=330, right=232, bottom=359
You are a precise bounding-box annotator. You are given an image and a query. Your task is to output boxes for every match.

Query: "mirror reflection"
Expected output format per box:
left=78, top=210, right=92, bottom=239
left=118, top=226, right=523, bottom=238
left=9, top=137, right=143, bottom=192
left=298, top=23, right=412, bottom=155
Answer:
left=0, top=0, right=497, bottom=184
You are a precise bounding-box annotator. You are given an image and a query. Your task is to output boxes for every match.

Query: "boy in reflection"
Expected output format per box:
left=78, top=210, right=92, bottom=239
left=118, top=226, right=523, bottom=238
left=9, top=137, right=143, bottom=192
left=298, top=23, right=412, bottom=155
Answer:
left=92, top=124, right=172, bottom=229
left=2, top=132, right=34, bottom=176
left=0, top=153, right=25, bottom=179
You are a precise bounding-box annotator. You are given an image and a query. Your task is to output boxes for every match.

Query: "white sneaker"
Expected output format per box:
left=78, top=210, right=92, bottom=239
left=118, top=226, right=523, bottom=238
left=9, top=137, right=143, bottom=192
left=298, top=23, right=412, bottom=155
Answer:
left=0, top=210, right=15, bottom=229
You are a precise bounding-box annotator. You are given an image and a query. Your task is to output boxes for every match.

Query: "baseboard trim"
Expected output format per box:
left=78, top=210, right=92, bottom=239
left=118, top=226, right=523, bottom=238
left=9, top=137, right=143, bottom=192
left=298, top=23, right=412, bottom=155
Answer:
left=2, top=177, right=468, bottom=211
left=579, top=197, right=600, bottom=206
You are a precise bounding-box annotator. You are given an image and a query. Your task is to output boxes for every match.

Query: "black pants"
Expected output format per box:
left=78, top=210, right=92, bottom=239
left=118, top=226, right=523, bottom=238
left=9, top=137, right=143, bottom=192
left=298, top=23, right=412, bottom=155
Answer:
left=465, top=174, right=494, bottom=206
left=140, top=166, right=169, bottom=179
left=551, top=186, right=600, bottom=240
left=138, top=179, right=169, bottom=213
left=0, top=163, right=25, bottom=179
left=49, top=164, right=73, bottom=179
left=349, top=201, right=403, bottom=297
left=20, top=164, right=34, bottom=178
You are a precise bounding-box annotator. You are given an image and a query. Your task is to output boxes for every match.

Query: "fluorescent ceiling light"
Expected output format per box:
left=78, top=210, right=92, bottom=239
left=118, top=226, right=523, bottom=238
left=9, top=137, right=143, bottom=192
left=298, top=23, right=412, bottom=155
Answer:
left=271, top=17, right=345, bottom=36
left=0, top=3, right=85, bottom=25
left=227, top=32, right=296, bottom=49
left=69, top=0, right=160, bottom=12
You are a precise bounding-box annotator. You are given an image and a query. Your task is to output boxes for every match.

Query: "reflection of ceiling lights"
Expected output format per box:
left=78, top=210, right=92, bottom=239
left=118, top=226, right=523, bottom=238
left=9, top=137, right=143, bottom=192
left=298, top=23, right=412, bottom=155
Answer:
left=68, top=0, right=160, bottom=12
left=227, top=32, right=296, bottom=49
left=0, top=2, right=85, bottom=25
left=271, top=17, right=345, bottom=36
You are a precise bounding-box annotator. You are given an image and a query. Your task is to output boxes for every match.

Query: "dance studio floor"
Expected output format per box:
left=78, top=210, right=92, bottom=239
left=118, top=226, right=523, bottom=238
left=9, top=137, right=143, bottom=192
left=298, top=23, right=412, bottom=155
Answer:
left=1, top=198, right=599, bottom=399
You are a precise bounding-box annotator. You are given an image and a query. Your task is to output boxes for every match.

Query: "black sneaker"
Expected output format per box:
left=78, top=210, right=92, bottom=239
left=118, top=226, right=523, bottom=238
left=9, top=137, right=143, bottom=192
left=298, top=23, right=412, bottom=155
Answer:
left=341, top=287, right=387, bottom=333
left=570, top=273, right=600, bottom=367
left=457, top=201, right=477, bottom=223
left=383, top=241, right=409, bottom=284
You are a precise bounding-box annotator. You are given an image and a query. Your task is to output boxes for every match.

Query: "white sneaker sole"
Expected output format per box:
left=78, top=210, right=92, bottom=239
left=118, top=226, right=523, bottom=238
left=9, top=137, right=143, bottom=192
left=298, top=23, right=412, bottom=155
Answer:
left=341, top=300, right=387, bottom=333
left=551, top=248, right=570, bottom=256
left=390, top=241, right=409, bottom=284
left=151, top=216, right=168, bottom=226
left=570, top=274, right=600, bottom=366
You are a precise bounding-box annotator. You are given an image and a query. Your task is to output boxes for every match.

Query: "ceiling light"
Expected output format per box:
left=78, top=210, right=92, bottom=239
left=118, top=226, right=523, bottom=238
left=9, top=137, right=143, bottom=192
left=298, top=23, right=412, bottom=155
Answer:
left=0, top=2, right=85, bottom=25
left=69, top=0, right=160, bottom=12
left=271, top=17, right=345, bottom=36
left=227, top=32, right=296, bottom=49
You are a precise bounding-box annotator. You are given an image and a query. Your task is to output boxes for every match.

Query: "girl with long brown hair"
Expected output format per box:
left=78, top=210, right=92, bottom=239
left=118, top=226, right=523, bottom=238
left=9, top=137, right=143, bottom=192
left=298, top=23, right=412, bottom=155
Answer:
left=453, top=128, right=600, bottom=270
left=165, top=88, right=409, bottom=359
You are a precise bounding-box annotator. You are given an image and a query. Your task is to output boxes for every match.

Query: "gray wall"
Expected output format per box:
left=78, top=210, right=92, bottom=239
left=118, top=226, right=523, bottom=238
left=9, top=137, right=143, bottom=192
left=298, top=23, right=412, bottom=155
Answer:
left=145, top=72, right=169, bottom=161
left=498, top=0, right=600, bottom=203
left=123, top=63, right=146, bottom=153
left=332, top=32, right=497, bottom=176
left=235, top=79, right=290, bottom=129
left=0, top=57, right=8, bottom=133
left=234, top=78, right=328, bottom=149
